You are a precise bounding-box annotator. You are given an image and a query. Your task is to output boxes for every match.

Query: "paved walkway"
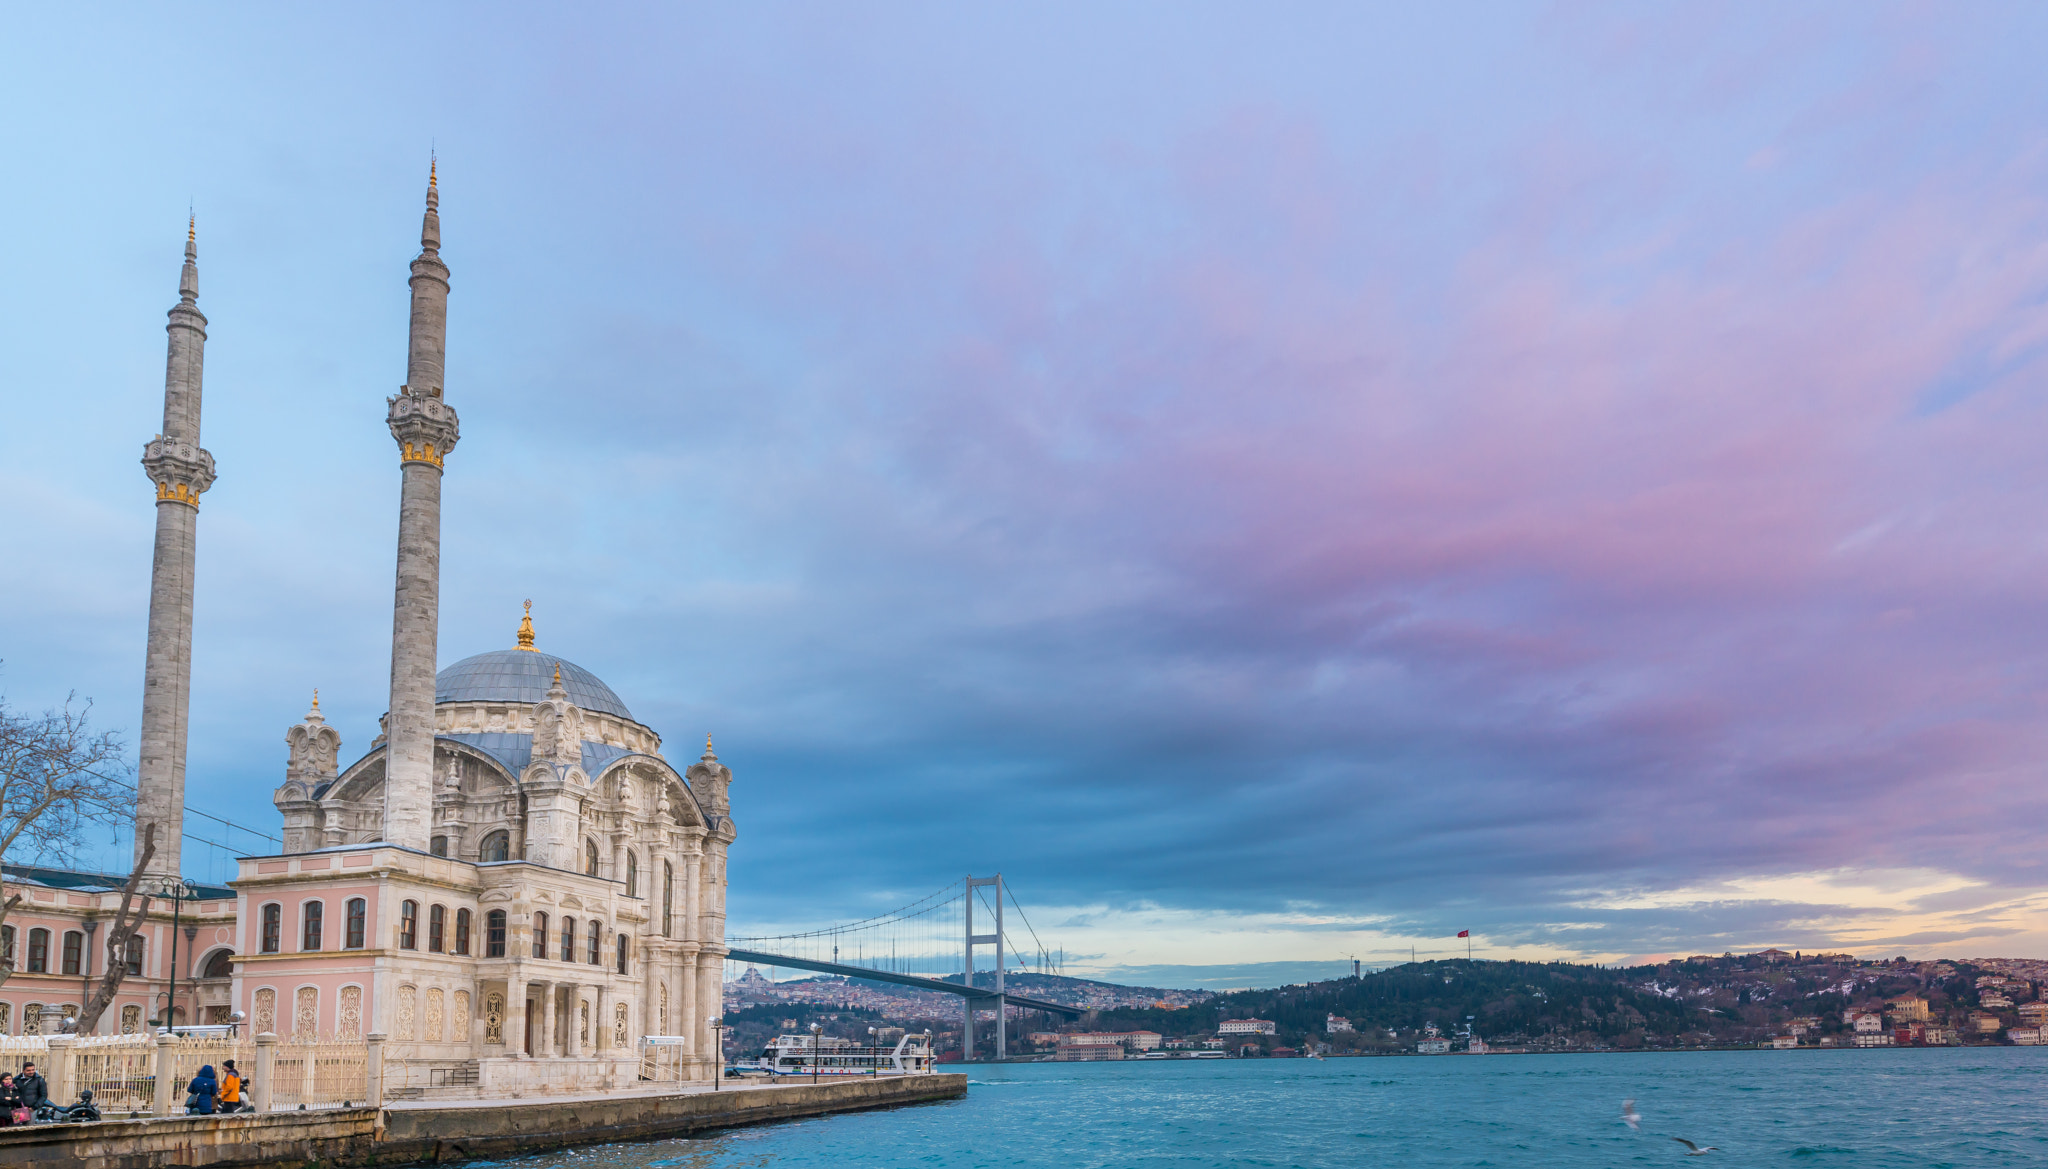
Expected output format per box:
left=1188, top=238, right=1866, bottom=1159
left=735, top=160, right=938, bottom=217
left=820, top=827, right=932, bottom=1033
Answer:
left=379, top=1074, right=919, bottom=1111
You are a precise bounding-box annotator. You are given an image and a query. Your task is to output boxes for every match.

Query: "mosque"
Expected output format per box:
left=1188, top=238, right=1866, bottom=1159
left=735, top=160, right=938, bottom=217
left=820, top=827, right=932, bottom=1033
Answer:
left=0, top=166, right=732, bottom=1095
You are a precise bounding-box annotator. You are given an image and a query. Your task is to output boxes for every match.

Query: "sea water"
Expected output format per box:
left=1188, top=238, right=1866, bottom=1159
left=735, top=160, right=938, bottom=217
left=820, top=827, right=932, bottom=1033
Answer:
left=489, top=1048, right=2048, bottom=1167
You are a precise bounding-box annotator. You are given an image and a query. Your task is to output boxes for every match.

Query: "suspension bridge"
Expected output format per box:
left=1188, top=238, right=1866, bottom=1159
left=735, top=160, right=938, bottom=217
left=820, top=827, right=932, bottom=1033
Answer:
left=727, top=874, right=1081, bottom=1060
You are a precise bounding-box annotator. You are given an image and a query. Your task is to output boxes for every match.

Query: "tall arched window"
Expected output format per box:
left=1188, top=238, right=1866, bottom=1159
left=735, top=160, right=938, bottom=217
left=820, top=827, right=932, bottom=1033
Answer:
left=588, top=922, right=603, bottom=965
left=399, top=900, right=419, bottom=949
left=662, top=862, right=673, bottom=937
left=560, top=918, right=577, bottom=962
left=428, top=904, right=446, bottom=952
left=301, top=903, right=324, bottom=952
left=455, top=908, right=472, bottom=956
left=26, top=928, right=49, bottom=972
left=626, top=852, right=638, bottom=898
left=261, top=904, right=282, bottom=953
left=616, top=933, right=629, bottom=975
left=480, top=831, right=510, bottom=863
left=532, top=912, right=549, bottom=959
left=61, top=930, right=84, bottom=976
left=124, top=935, right=144, bottom=976
left=585, top=839, right=600, bottom=876
left=345, top=898, right=367, bottom=949
left=486, top=910, right=506, bottom=958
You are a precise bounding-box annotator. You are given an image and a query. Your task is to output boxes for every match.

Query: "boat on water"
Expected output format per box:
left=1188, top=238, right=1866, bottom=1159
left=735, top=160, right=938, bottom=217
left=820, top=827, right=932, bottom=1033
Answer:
left=752, top=1032, right=937, bottom=1076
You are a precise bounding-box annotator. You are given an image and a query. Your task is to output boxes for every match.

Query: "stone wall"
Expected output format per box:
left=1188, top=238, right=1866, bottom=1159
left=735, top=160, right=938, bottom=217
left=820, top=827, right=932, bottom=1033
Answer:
left=0, top=1074, right=967, bottom=1169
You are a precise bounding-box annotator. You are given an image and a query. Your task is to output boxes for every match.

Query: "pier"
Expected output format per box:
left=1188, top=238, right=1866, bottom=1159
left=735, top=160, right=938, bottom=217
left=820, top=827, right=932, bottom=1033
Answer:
left=0, top=1073, right=966, bottom=1169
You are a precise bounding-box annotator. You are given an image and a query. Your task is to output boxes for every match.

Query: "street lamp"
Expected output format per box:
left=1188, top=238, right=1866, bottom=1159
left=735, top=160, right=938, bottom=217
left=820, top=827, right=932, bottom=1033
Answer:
left=707, top=1016, right=725, bottom=1092
left=810, top=1023, right=823, bottom=1085
left=867, top=1026, right=877, bottom=1079
left=150, top=877, right=199, bottom=1033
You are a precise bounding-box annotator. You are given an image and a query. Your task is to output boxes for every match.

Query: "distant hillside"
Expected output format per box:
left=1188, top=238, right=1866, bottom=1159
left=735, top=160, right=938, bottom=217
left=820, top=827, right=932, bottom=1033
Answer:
left=1064, top=955, right=2031, bottom=1051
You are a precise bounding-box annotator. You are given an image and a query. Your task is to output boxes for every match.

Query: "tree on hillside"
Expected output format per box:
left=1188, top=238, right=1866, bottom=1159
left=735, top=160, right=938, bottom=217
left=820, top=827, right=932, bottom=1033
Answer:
left=0, top=691, right=136, bottom=989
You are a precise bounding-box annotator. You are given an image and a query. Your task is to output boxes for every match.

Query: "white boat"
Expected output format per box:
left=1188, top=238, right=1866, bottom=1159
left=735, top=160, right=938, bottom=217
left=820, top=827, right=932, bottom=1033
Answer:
left=752, top=1032, right=936, bottom=1076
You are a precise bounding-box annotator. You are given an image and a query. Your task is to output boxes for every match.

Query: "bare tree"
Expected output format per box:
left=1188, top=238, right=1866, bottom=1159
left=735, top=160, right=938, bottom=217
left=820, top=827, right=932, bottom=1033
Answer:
left=0, top=690, right=136, bottom=990
left=75, top=822, right=157, bottom=1034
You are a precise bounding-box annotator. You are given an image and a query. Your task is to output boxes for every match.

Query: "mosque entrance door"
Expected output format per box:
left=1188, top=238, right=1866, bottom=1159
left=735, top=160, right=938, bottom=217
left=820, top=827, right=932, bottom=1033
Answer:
left=525, top=999, right=537, bottom=1055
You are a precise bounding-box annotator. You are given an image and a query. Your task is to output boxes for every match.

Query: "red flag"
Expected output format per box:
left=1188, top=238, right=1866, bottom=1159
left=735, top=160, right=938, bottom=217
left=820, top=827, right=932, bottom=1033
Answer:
left=1457, top=930, right=1470, bottom=938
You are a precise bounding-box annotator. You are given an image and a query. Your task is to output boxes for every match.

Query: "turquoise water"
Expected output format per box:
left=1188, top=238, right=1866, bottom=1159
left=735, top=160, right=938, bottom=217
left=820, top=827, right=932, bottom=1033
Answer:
left=495, top=1049, right=2048, bottom=1167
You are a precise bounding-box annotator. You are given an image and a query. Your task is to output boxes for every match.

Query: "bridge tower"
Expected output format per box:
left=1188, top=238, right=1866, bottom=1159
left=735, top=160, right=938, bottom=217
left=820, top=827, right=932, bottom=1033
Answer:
left=964, top=873, right=1004, bottom=1060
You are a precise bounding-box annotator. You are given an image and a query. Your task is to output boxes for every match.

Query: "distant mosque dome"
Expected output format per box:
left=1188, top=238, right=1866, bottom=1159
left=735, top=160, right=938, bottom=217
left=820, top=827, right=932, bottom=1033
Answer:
left=435, top=650, right=635, bottom=721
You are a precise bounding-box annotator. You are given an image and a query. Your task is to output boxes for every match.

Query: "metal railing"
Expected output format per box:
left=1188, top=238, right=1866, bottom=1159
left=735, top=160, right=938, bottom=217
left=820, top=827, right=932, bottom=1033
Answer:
left=270, top=1033, right=370, bottom=1110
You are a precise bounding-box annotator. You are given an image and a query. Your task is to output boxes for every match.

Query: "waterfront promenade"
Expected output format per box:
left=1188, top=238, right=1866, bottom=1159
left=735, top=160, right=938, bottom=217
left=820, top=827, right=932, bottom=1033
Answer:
left=0, top=1073, right=966, bottom=1169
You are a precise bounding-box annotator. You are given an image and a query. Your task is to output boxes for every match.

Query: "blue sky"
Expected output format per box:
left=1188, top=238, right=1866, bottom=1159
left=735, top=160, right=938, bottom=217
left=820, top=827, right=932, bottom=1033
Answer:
left=8, top=5, right=2048, bottom=988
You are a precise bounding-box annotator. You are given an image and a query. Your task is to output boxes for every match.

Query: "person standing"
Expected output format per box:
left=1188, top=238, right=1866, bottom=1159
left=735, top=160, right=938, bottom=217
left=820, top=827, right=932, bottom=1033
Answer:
left=13, top=1062, right=48, bottom=1115
left=218, top=1060, right=244, bottom=1113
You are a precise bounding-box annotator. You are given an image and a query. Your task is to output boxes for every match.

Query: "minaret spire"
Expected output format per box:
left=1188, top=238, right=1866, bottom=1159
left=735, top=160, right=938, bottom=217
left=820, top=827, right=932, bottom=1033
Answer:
left=382, top=160, right=460, bottom=848
left=135, top=218, right=218, bottom=876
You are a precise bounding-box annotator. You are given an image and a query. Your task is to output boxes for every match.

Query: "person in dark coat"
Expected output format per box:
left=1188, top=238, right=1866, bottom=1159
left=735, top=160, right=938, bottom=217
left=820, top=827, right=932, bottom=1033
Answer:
left=0, top=1073, right=23, bottom=1124
left=185, top=1065, right=219, bottom=1115
left=15, top=1061, right=49, bottom=1112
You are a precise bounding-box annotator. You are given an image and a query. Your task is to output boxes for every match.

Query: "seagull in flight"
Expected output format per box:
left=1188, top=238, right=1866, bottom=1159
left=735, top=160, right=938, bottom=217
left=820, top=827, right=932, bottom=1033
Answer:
left=1672, top=1137, right=1719, bottom=1156
left=1621, top=1099, right=1641, bottom=1130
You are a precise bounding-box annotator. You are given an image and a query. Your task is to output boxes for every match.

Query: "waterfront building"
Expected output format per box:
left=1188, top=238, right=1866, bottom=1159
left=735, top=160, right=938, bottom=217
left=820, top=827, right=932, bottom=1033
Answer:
left=1, top=177, right=736, bottom=1100
left=2010, top=1027, right=2044, bottom=1045
left=1055, top=1033, right=1125, bottom=1061
left=1852, top=1012, right=1885, bottom=1035
left=1969, top=1011, right=2003, bottom=1035
left=1218, top=1018, right=1277, bottom=1036
left=2018, top=1001, right=2048, bottom=1027
left=1325, top=1014, right=1353, bottom=1033
left=1768, top=1035, right=1797, bottom=1049
left=1886, top=995, right=1929, bottom=1022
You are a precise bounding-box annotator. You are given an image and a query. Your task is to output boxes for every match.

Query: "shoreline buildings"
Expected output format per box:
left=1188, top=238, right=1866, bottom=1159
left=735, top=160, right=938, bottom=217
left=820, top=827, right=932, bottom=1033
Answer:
left=1, top=170, right=734, bottom=1095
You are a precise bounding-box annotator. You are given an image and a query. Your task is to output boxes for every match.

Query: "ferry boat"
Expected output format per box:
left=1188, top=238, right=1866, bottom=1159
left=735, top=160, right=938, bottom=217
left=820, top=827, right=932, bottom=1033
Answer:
left=753, top=1032, right=936, bottom=1076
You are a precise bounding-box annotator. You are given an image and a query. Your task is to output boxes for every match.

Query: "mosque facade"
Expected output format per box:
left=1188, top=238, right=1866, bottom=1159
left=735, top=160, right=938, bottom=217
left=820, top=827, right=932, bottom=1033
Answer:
left=0, top=168, right=733, bottom=1095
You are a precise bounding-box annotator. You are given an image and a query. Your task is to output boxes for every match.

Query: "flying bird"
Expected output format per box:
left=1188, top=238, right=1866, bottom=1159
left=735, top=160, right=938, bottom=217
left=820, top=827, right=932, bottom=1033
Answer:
left=1621, top=1099, right=1641, bottom=1130
left=1672, top=1137, right=1718, bottom=1156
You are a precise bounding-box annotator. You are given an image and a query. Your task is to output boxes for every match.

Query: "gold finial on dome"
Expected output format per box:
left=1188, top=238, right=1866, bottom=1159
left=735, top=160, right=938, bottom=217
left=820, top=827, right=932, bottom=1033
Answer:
left=516, top=599, right=537, bottom=650
left=553, top=662, right=563, bottom=686
left=703, top=733, right=716, bottom=759
left=311, top=687, right=320, bottom=712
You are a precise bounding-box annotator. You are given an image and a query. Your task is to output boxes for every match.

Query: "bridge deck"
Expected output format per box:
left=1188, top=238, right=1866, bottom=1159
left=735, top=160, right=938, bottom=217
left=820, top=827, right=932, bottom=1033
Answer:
left=725, top=948, right=1085, bottom=1017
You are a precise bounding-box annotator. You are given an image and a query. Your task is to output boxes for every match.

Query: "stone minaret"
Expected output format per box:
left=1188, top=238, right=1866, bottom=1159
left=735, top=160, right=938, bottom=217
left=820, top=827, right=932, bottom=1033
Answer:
left=381, top=163, right=460, bottom=848
left=134, top=218, right=216, bottom=877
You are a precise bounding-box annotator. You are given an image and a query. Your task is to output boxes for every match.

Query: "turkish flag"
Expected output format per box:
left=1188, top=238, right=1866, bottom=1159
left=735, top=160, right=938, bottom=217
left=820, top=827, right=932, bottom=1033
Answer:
left=1457, top=931, right=1470, bottom=938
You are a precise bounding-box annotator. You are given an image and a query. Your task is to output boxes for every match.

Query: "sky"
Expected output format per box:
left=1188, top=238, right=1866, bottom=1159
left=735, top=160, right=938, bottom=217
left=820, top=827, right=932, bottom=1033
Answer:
left=6, top=4, right=2048, bottom=989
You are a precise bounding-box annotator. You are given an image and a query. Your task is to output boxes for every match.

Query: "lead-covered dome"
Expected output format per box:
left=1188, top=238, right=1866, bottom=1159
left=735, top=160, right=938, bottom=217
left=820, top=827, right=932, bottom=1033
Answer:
left=436, top=649, right=635, bottom=721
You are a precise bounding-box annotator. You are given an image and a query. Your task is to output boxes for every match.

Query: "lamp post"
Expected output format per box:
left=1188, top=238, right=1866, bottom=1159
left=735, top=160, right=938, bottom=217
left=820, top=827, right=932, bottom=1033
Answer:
left=867, top=1026, right=877, bottom=1078
left=151, top=877, right=198, bottom=1033
left=810, top=1022, right=823, bottom=1085
left=707, top=1016, right=724, bottom=1091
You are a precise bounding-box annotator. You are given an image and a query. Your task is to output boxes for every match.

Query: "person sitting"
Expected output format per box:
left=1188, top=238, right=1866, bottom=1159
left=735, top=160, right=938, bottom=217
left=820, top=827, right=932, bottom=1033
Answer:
left=0, top=1073, right=23, bottom=1125
left=185, top=1065, right=219, bottom=1115
left=14, top=1061, right=49, bottom=1116
left=217, top=1060, right=245, bottom=1113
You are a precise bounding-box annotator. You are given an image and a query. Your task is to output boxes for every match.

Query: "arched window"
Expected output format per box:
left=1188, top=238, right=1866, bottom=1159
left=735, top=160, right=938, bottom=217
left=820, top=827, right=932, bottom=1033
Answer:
left=27, top=928, right=49, bottom=972
left=124, top=935, right=144, bottom=976
left=560, top=917, right=577, bottom=962
left=454, top=908, right=472, bottom=956
left=428, top=904, right=446, bottom=952
left=616, top=933, right=629, bottom=975
left=662, top=862, right=673, bottom=937
left=261, top=904, right=282, bottom=953
left=1, top=923, right=13, bottom=969
left=399, top=900, right=419, bottom=950
left=61, top=930, right=84, bottom=976
left=485, top=910, right=506, bottom=958
left=532, top=912, right=549, bottom=959
left=301, top=904, right=323, bottom=952
left=585, top=839, right=600, bottom=877
left=203, top=949, right=233, bottom=978
left=430, top=835, right=448, bottom=857
left=480, top=831, right=510, bottom=863
left=588, top=922, right=603, bottom=965
left=625, top=851, right=639, bottom=897
left=344, top=899, right=367, bottom=949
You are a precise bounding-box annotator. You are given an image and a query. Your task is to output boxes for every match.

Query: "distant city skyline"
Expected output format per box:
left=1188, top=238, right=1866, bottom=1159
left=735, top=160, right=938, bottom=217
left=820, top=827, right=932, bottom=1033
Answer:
left=7, top=5, right=2048, bottom=983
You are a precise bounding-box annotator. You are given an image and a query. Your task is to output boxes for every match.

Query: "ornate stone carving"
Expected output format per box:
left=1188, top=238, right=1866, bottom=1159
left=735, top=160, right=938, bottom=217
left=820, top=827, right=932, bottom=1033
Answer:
left=23, top=1003, right=43, bottom=1035
left=614, top=1002, right=629, bottom=1048
left=580, top=999, right=590, bottom=1044
left=253, top=989, right=276, bottom=1034
left=659, top=982, right=668, bottom=1034
left=425, top=987, right=445, bottom=1041
left=295, top=987, right=319, bottom=1037
left=121, top=1004, right=140, bottom=1034
left=453, top=990, right=471, bottom=1040
left=484, top=993, right=506, bottom=1044
left=140, top=436, right=216, bottom=507
left=387, top=391, right=460, bottom=468
left=397, top=985, right=417, bottom=1040
left=531, top=669, right=585, bottom=768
